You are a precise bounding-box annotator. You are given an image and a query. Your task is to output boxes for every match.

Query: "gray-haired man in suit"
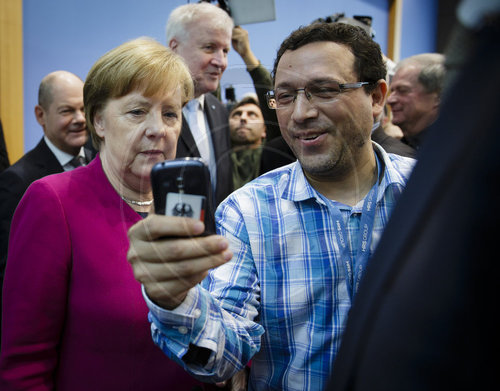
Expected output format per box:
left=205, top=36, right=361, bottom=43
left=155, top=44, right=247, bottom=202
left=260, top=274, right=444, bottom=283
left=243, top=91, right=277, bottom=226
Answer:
left=166, top=2, right=234, bottom=206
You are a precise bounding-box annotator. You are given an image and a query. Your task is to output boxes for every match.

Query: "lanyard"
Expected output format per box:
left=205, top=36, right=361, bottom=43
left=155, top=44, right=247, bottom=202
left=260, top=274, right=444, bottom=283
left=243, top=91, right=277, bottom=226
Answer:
left=317, top=158, right=381, bottom=299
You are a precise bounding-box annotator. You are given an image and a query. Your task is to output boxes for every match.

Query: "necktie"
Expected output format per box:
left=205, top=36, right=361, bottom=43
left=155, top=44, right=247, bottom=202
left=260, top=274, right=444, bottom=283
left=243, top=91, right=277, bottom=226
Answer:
left=185, top=100, right=217, bottom=190
left=186, top=100, right=211, bottom=162
left=68, top=155, right=86, bottom=169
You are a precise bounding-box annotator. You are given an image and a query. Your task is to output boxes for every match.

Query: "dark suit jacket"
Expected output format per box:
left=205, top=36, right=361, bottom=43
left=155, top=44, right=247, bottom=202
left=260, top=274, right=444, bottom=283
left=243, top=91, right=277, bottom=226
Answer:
left=0, top=138, right=63, bottom=273
left=0, top=138, right=95, bottom=281
left=0, top=120, right=10, bottom=173
left=371, top=125, right=417, bottom=158
left=176, top=93, right=233, bottom=206
left=328, top=19, right=499, bottom=391
left=259, top=136, right=295, bottom=175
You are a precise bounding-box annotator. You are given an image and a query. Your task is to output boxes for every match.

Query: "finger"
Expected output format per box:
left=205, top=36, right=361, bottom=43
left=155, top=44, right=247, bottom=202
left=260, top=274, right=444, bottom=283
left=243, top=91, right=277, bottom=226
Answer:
left=128, top=234, right=230, bottom=265
left=131, top=249, right=233, bottom=284
left=141, top=252, right=232, bottom=309
left=133, top=248, right=232, bottom=309
left=143, top=270, right=209, bottom=302
left=128, top=214, right=205, bottom=242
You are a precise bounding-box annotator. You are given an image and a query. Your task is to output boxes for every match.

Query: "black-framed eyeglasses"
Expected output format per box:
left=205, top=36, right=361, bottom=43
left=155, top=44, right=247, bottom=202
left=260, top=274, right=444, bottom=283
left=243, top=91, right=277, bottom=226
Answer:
left=266, top=81, right=373, bottom=110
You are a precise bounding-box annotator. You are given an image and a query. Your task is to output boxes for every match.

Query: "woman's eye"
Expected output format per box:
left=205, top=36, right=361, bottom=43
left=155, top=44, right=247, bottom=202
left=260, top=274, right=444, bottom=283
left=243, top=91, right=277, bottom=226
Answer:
left=129, top=109, right=145, bottom=116
left=163, top=111, right=178, bottom=119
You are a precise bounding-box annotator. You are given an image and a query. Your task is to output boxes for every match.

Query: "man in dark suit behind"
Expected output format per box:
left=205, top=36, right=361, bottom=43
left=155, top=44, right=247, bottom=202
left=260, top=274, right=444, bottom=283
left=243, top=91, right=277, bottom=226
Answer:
left=328, top=1, right=500, bottom=389
left=0, top=70, right=93, bottom=285
left=166, top=2, right=234, bottom=206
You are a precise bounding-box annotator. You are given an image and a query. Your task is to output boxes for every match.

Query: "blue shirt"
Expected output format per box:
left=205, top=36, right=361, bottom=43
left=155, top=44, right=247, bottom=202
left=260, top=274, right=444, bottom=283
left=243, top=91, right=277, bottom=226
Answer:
left=146, top=143, right=415, bottom=390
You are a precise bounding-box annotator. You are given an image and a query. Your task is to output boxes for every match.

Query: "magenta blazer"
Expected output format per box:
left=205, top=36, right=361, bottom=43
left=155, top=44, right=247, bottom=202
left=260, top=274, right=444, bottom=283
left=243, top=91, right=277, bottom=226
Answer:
left=0, top=155, right=213, bottom=390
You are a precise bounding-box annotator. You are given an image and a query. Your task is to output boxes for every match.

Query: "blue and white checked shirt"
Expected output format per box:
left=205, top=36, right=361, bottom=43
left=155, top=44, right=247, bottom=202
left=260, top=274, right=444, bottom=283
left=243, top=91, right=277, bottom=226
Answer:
left=146, top=143, right=415, bottom=390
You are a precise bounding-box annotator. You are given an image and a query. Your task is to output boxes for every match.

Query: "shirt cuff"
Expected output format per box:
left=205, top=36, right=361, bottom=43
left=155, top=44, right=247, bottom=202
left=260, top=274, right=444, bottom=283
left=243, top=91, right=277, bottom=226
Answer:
left=142, top=285, right=216, bottom=361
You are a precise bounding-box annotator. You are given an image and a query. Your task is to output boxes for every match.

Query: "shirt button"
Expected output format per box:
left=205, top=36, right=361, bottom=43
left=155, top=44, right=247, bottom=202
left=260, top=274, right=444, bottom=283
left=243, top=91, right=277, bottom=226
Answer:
left=178, top=326, right=188, bottom=335
left=193, top=309, right=201, bottom=318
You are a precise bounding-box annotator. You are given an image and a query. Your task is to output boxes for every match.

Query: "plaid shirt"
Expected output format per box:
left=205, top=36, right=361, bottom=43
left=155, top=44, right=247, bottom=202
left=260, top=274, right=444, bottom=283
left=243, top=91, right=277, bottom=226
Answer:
left=146, top=143, right=415, bottom=390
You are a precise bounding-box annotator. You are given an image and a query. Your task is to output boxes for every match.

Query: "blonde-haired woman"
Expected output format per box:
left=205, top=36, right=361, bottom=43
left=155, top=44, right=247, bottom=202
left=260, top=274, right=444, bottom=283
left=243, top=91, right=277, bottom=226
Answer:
left=0, top=38, right=217, bottom=390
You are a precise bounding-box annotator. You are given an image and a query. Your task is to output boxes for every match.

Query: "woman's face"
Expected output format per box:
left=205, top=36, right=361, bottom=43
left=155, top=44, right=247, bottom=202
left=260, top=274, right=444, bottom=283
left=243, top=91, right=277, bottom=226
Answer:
left=94, top=87, right=183, bottom=193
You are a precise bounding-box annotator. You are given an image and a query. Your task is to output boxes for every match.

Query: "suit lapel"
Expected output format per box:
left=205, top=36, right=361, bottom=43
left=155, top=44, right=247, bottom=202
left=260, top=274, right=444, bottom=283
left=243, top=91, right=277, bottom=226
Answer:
left=177, top=114, right=200, bottom=157
left=203, top=94, right=224, bottom=160
left=177, top=95, right=224, bottom=159
left=32, top=138, right=64, bottom=173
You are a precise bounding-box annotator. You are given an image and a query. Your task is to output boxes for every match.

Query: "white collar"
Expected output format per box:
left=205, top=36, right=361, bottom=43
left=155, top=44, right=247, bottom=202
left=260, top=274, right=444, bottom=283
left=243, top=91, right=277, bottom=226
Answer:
left=183, top=95, right=205, bottom=114
left=44, top=135, right=84, bottom=166
left=195, top=95, right=205, bottom=110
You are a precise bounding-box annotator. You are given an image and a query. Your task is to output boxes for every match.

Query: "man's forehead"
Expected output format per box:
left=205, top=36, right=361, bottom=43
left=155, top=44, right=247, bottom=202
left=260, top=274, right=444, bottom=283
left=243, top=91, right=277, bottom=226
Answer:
left=186, top=21, right=231, bottom=42
left=275, top=42, right=356, bottom=84
left=50, top=91, right=83, bottom=108
left=231, top=103, right=261, bottom=115
left=394, top=65, right=421, bottom=82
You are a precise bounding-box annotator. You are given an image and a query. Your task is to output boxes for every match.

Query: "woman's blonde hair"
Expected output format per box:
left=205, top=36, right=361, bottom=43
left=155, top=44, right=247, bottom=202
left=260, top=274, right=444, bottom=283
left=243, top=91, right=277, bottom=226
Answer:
left=84, top=37, right=194, bottom=149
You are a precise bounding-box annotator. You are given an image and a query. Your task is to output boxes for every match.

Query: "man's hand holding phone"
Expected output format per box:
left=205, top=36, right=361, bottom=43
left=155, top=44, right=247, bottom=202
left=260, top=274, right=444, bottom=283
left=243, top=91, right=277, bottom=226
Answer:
left=127, top=158, right=231, bottom=310
left=127, top=214, right=232, bottom=310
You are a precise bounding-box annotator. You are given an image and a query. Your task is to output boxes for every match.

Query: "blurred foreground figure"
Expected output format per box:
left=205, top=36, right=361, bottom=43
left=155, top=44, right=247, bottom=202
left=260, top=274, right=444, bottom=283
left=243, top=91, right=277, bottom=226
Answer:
left=328, top=1, right=500, bottom=389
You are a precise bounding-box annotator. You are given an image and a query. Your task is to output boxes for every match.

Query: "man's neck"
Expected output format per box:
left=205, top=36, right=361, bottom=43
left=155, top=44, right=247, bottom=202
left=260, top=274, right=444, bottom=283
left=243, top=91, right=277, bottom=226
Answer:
left=306, top=152, right=378, bottom=207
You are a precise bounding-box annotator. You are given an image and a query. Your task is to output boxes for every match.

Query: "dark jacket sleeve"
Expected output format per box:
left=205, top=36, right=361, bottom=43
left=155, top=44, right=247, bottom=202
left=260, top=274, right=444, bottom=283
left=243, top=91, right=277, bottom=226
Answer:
left=0, top=120, right=10, bottom=173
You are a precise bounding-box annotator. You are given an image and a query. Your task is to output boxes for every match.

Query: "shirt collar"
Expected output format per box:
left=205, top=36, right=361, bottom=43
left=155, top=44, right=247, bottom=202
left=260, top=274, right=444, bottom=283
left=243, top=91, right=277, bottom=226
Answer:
left=183, top=95, right=205, bottom=115
left=44, top=135, right=84, bottom=166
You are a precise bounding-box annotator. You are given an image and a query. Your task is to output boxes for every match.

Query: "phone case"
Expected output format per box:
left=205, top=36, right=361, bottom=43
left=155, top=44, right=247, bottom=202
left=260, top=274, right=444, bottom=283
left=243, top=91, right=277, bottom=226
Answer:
left=150, top=158, right=215, bottom=235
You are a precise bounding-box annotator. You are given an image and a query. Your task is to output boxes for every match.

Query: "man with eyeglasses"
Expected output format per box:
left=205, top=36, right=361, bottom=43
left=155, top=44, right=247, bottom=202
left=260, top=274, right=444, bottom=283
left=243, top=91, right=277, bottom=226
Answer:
left=126, top=22, right=415, bottom=390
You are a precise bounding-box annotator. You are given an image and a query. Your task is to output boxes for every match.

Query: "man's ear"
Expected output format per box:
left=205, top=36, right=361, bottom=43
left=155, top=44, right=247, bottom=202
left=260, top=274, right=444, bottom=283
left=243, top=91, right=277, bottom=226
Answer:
left=94, top=111, right=105, bottom=138
left=431, top=92, right=441, bottom=110
left=371, top=79, right=388, bottom=119
left=169, top=38, right=178, bottom=51
left=34, top=105, right=45, bottom=127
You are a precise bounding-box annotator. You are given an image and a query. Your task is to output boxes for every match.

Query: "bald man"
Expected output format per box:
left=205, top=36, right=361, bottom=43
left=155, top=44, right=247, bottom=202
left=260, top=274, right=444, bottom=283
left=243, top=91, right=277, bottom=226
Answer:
left=0, top=71, right=94, bottom=287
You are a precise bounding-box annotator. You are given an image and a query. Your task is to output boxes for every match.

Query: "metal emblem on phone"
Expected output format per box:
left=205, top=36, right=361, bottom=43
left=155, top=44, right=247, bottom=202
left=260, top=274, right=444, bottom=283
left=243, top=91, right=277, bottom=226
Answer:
left=166, top=192, right=205, bottom=219
left=165, top=175, right=205, bottom=221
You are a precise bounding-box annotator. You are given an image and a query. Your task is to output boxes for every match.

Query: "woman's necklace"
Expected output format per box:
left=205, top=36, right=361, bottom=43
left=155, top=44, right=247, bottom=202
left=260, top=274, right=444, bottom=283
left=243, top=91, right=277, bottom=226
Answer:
left=121, top=195, right=153, bottom=206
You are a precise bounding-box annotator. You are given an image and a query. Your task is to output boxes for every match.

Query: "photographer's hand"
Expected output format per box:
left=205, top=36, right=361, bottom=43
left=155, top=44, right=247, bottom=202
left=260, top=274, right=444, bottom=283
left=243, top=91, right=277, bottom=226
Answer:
left=232, top=26, right=260, bottom=71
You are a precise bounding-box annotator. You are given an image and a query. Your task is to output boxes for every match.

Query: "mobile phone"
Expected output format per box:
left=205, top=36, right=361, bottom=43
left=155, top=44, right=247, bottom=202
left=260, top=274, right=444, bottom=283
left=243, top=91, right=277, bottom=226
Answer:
left=151, top=158, right=215, bottom=235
